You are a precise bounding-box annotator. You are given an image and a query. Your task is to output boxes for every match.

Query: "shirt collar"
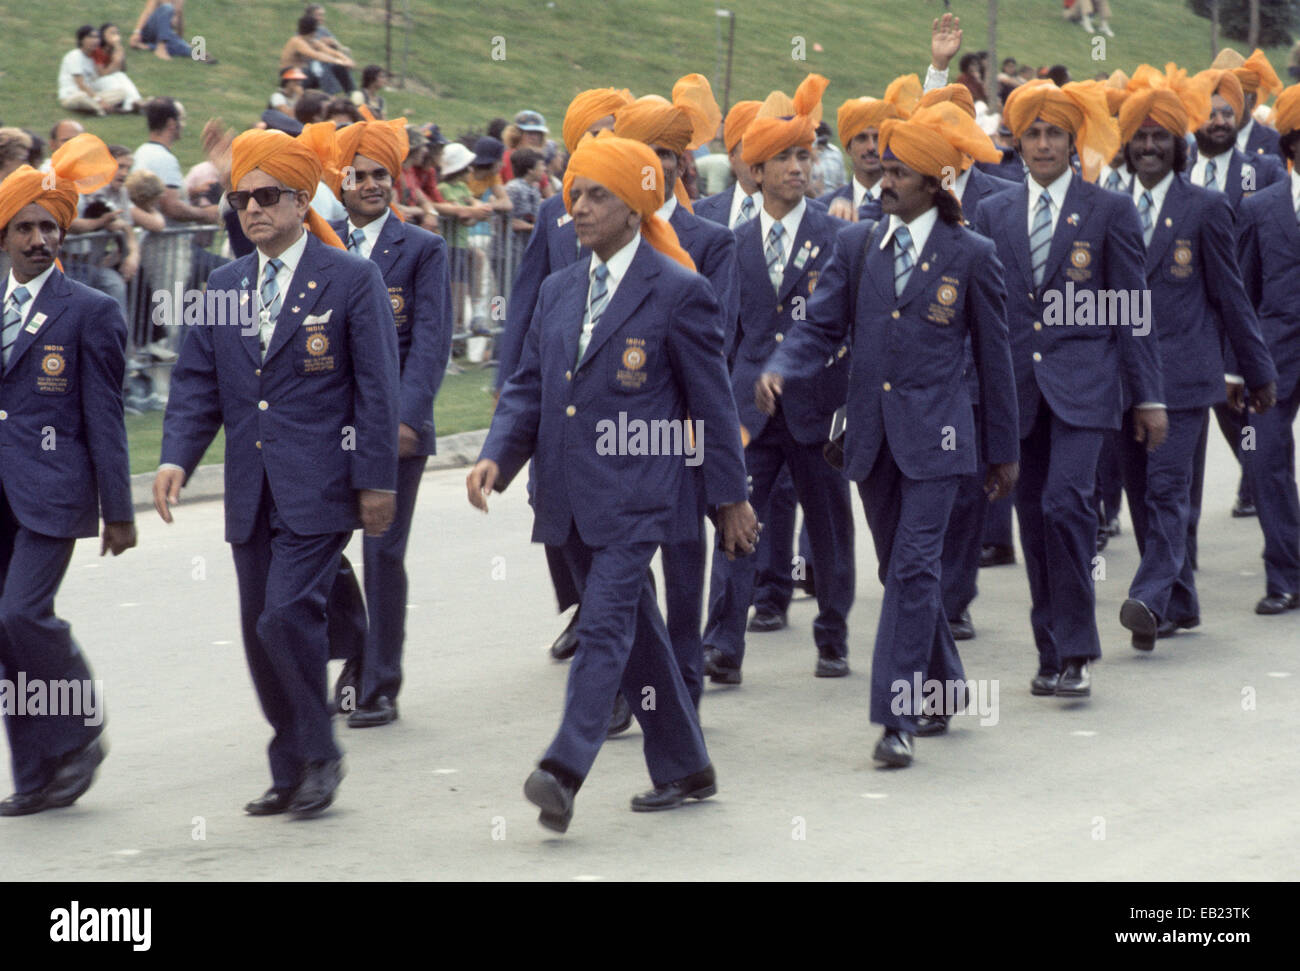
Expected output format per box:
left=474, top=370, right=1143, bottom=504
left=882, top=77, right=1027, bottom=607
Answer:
left=954, top=166, right=972, bottom=202
left=656, top=195, right=679, bottom=221
left=592, top=230, right=640, bottom=287
left=758, top=196, right=807, bottom=245
left=852, top=175, right=880, bottom=209
left=1029, top=167, right=1073, bottom=211
left=5, top=264, right=56, bottom=308
left=1291, top=168, right=1300, bottom=211
left=347, top=207, right=390, bottom=247
left=1236, top=118, right=1254, bottom=152
left=1132, top=169, right=1175, bottom=212
left=257, top=229, right=309, bottom=282
left=880, top=204, right=939, bottom=255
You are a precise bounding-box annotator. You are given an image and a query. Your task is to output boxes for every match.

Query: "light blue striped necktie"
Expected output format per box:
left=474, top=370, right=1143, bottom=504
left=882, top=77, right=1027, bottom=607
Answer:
left=258, top=258, right=284, bottom=359
left=1029, top=191, right=1053, bottom=288
left=1203, top=159, right=1217, bottom=189
left=1138, top=191, right=1154, bottom=247
left=893, top=225, right=914, bottom=298
left=348, top=228, right=366, bottom=252
left=736, top=194, right=756, bottom=228
left=765, top=221, right=785, bottom=293
left=1105, top=169, right=1122, bottom=192
left=2, top=286, right=31, bottom=367
left=576, top=263, right=609, bottom=365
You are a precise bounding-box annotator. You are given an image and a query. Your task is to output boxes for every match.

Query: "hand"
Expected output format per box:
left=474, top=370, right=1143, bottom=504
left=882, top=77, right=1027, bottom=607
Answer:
left=718, top=501, right=761, bottom=560
left=754, top=372, right=784, bottom=416
left=827, top=197, right=857, bottom=222
left=398, top=422, right=420, bottom=459
left=201, top=119, right=236, bottom=190
left=119, top=254, right=139, bottom=281
left=101, top=521, right=137, bottom=557
left=1132, top=407, right=1168, bottom=452
left=358, top=489, right=396, bottom=536
left=152, top=467, right=185, bottom=523
left=931, top=13, right=963, bottom=71
left=1248, top=381, right=1277, bottom=414
left=466, top=458, right=500, bottom=512
left=1226, top=380, right=1246, bottom=413
left=984, top=461, right=1019, bottom=502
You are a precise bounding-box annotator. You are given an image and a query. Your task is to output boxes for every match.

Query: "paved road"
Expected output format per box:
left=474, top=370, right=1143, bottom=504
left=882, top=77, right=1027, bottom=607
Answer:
left=3, top=423, right=1298, bottom=881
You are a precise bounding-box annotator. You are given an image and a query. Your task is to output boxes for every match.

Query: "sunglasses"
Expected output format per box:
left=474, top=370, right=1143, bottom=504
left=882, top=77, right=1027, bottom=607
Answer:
left=227, top=187, right=297, bottom=210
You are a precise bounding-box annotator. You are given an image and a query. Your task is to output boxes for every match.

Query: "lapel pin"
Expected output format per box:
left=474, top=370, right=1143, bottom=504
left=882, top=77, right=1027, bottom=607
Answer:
left=809, top=246, right=820, bottom=261
left=1164, top=217, right=1172, bottom=227
left=920, top=261, right=929, bottom=272
left=308, top=281, right=317, bottom=289
left=1066, top=213, right=1079, bottom=226
left=298, top=292, right=305, bottom=299
left=240, top=277, right=249, bottom=287
left=291, top=306, right=300, bottom=314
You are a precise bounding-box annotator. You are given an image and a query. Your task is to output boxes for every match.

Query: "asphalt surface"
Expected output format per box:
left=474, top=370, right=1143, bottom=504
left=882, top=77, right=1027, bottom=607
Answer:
left=3, top=420, right=1298, bottom=881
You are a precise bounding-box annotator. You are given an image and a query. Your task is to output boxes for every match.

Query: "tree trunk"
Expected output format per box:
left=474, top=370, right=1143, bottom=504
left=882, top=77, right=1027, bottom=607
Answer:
left=1210, top=0, right=1220, bottom=58
left=1248, top=0, right=1261, bottom=49
left=987, top=0, right=999, bottom=112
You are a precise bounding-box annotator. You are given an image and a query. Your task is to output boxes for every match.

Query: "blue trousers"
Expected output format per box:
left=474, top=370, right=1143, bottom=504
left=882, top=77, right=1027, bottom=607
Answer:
left=856, top=443, right=963, bottom=732
left=0, top=492, right=99, bottom=795
left=1015, top=399, right=1104, bottom=669
left=232, top=479, right=348, bottom=790
left=983, top=493, right=1014, bottom=548
left=703, top=412, right=854, bottom=668
left=1243, top=382, right=1300, bottom=597
left=752, top=466, right=796, bottom=614
left=1121, top=407, right=1204, bottom=623
left=942, top=468, right=986, bottom=621
left=141, top=3, right=192, bottom=57
left=544, top=528, right=709, bottom=787
left=660, top=527, right=707, bottom=708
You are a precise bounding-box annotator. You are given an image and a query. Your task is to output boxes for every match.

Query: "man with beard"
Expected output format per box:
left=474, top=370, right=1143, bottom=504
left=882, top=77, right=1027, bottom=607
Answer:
left=1115, top=66, right=1276, bottom=652
left=1210, top=48, right=1286, bottom=163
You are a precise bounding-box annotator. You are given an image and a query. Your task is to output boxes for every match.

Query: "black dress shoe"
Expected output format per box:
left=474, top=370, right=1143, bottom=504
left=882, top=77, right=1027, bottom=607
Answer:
left=607, top=693, right=633, bottom=736
left=1232, top=499, right=1257, bottom=518
left=524, top=768, right=576, bottom=832
left=630, top=765, right=716, bottom=811
left=1156, top=617, right=1178, bottom=639
left=979, top=544, right=1016, bottom=567
left=333, top=658, right=362, bottom=714
left=1120, top=597, right=1157, bottom=652
left=704, top=648, right=742, bottom=684
left=549, top=607, right=580, bottom=660
left=914, top=714, right=950, bottom=737
left=872, top=728, right=914, bottom=767
left=1255, top=592, right=1299, bottom=615
left=347, top=696, right=398, bottom=728
left=45, top=735, right=107, bottom=809
left=814, top=655, right=850, bottom=678
left=1096, top=528, right=1109, bottom=553
left=244, top=787, right=297, bottom=816
left=1056, top=659, right=1091, bottom=697
left=747, top=610, right=787, bottom=633
left=948, top=611, right=975, bottom=641
left=0, top=790, right=49, bottom=816
left=1031, top=668, right=1060, bottom=696
left=288, top=759, right=344, bottom=817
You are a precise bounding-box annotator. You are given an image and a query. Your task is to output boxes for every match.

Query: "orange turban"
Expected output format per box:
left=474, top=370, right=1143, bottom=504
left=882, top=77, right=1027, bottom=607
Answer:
left=1003, top=78, right=1119, bottom=182
left=0, top=132, right=115, bottom=232
left=1103, top=70, right=1131, bottom=116
left=1212, top=47, right=1284, bottom=99
left=562, top=87, right=634, bottom=153
left=562, top=131, right=694, bottom=271
left=335, top=118, right=409, bottom=183
left=1118, top=64, right=1213, bottom=143
left=918, top=82, right=975, bottom=118
left=230, top=127, right=344, bottom=249
left=614, top=75, right=721, bottom=155
left=880, top=102, right=1002, bottom=186
left=1194, top=69, right=1245, bottom=124
left=838, top=74, right=922, bottom=145
left=723, top=100, right=762, bottom=154
left=1275, top=84, right=1300, bottom=137
left=743, top=73, right=830, bottom=166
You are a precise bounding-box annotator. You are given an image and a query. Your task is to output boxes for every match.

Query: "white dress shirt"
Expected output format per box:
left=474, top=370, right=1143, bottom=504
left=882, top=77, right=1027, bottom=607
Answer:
left=1025, top=167, right=1074, bottom=237
left=923, top=64, right=949, bottom=92
left=1189, top=150, right=1232, bottom=193
left=852, top=176, right=882, bottom=212
left=4, top=264, right=56, bottom=319
left=1098, top=162, right=1133, bottom=191
left=587, top=230, right=640, bottom=319
left=256, top=229, right=309, bottom=319
left=1235, top=118, right=1257, bottom=155
left=757, top=197, right=808, bottom=271
left=655, top=195, right=679, bottom=222
left=727, top=185, right=762, bottom=229
left=1130, top=169, right=1175, bottom=237
left=1291, top=167, right=1300, bottom=212
left=953, top=166, right=972, bottom=204
left=345, top=208, right=390, bottom=260
left=879, top=204, right=939, bottom=259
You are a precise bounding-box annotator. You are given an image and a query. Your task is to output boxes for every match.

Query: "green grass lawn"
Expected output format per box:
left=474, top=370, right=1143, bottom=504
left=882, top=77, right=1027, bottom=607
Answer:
left=124, top=360, right=496, bottom=473
left=2, top=1, right=1291, bottom=172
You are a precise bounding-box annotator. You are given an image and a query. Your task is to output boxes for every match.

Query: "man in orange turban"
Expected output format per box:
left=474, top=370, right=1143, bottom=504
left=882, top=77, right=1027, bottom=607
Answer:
left=695, top=100, right=763, bottom=229
left=700, top=71, right=857, bottom=692
left=1234, top=83, right=1300, bottom=617
left=1099, top=69, right=1136, bottom=191
left=756, top=101, right=1019, bottom=766
left=1212, top=47, right=1287, bottom=160
left=467, top=131, right=755, bottom=833
left=1112, top=64, right=1276, bottom=653
left=495, top=86, right=635, bottom=671
left=155, top=124, right=401, bottom=818
left=825, top=75, right=920, bottom=222
left=316, top=117, right=453, bottom=728
left=0, top=132, right=135, bottom=815
left=974, top=79, right=1167, bottom=702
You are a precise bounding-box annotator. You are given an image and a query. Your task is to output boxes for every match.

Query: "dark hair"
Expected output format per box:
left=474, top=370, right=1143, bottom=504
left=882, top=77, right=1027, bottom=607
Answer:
left=327, top=97, right=362, bottom=123
left=1121, top=132, right=1188, bottom=174
left=23, top=131, right=45, bottom=167
left=922, top=175, right=963, bottom=224
left=145, top=97, right=180, bottom=132
left=99, top=22, right=117, bottom=42
left=297, top=13, right=319, bottom=36
left=295, top=90, right=331, bottom=123
left=1001, top=57, right=1017, bottom=71
left=362, top=64, right=385, bottom=88
left=959, top=53, right=981, bottom=74
left=76, top=24, right=97, bottom=45
left=1278, top=129, right=1300, bottom=166
left=510, top=147, right=541, bottom=176
left=106, top=143, right=131, bottom=159
left=486, top=117, right=507, bottom=141
left=1047, top=64, right=1071, bottom=86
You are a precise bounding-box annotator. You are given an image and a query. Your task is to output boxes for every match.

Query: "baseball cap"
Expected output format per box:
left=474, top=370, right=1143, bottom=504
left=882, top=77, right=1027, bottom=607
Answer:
left=472, top=136, right=505, bottom=167
left=514, top=110, right=548, bottom=132
left=281, top=67, right=308, bottom=81
left=422, top=123, right=449, bottom=146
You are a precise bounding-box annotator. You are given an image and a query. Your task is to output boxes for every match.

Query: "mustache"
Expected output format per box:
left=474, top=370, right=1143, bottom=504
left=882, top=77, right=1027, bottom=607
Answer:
left=880, top=189, right=898, bottom=201
left=23, top=248, right=52, bottom=258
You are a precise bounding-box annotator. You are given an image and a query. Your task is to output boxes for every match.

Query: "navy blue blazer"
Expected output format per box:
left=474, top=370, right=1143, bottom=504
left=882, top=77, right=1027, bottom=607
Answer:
left=496, top=193, right=584, bottom=391
left=1186, top=146, right=1286, bottom=210
left=821, top=180, right=883, bottom=222
left=693, top=187, right=733, bottom=226
left=732, top=203, right=847, bottom=445
left=0, top=269, right=132, bottom=538
left=973, top=174, right=1164, bottom=433
left=161, top=233, right=401, bottom=543
left=331, top=214, right=452, bottom=455
left=1243, top=120, right=1283, bottom=164
left=976, top=149, right=1026, bottom=184
left=1237, top=178, right=1300, bottom=397
left=1139, top=174, right=1275, bottom=409
left=768, top=217, right=1019, bottom=482
left=961, top=166, right=1018, bottom=224
left=669, top=204, right=740, bottom=354
left=481, top=238, right=749, bottom=548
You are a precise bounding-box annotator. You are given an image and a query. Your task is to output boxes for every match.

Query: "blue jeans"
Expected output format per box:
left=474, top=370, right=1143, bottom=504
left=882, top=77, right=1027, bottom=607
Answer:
left=141, top=3, right=192, bottom=58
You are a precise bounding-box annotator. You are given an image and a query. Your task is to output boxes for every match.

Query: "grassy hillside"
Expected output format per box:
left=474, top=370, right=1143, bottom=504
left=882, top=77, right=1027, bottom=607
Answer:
left=2, top=0, right=1294, bottom=170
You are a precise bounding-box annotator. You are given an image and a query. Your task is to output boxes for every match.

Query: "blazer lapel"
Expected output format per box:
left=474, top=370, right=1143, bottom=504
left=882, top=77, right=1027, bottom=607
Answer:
left=4, top=270, right=68, bottom=376
left=1039, top=175, right=1086, bottom=291
left=1003, top=186, right=1032, bottom=284
left=577, top=241, right=655, bottom=372
left=669, top=207, right=696, bottom=258
left=1270, top=183, right=1300, bottom=255
left=777, top=208, right=817, bottom=304
left=264, top=237, right=330, bottom=363
left=368, top=213, right=404, bottom=279
left=234, top=256, right=264, bottom=366
left=1227, top=153, right=1245, bottom=210
left=865, top=223, right=897, bottom=305
left=559, top=255, right=591, bottom=369
left=898, top=219, right=959, bottom=308
left=1144, top=177, right=1181, bottom=273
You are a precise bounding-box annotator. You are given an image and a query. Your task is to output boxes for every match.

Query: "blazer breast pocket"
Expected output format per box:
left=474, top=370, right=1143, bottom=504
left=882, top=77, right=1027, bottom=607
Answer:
left=609, top=338, right=655, bottom=393
left=920, top=279, right=962, bottom=328
left=33, top=346, right=75, bottom=395
left=294, top=319, right=342, bottom=376
left=1162, top=241, right=1197, bottom=283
